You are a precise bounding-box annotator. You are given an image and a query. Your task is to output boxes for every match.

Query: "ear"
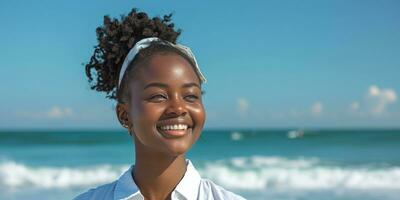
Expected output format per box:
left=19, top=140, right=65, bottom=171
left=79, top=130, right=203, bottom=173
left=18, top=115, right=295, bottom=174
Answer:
left=116, top=102, right=132, bottom=132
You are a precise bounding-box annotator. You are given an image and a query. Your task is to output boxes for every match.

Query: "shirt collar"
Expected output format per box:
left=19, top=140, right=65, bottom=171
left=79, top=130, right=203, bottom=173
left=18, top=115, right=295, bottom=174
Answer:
left=113, top=159, right=201, bottom=200
left=174, top=159, right=202, bottom=199
left=114, top=165, right=140, bottom=200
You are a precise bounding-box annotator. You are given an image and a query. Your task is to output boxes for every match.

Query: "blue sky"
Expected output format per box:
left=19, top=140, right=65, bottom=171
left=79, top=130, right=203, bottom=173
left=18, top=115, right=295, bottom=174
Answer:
left=1, top=0, right=399, bottom=129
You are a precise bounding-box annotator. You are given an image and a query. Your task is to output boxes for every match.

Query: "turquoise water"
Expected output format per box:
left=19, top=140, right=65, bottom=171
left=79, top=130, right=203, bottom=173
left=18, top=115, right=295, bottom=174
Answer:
left=1, top=129, right=400, bottom=200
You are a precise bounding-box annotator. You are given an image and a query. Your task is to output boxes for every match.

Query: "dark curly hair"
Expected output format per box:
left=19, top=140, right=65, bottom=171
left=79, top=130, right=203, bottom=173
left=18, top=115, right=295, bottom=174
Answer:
left=85, top=8, right=197, bottom=103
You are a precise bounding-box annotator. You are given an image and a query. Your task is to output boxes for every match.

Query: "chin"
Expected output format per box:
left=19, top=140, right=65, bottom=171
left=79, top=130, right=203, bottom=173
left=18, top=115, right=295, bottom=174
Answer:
left=161, top=141, right=193, bottom=157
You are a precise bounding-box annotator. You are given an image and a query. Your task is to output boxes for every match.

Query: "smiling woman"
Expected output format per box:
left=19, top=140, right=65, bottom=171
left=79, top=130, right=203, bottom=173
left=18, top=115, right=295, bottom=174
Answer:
left=74, top=8, right=246, bottom=200
left=125, top=53, right=205, bottom=157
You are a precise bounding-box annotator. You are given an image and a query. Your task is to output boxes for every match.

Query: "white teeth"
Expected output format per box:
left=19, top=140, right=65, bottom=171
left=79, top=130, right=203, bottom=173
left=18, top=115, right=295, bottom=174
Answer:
left=159, top=124, right=188, bottom=130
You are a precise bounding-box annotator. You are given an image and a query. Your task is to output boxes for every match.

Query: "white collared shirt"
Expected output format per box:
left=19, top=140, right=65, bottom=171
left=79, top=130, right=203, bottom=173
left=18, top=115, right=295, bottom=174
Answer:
left=73, top=159, right=246, bottom=200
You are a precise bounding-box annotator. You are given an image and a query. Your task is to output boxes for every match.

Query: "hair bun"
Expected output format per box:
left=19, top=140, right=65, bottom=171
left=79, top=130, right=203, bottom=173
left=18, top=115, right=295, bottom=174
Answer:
left=85, top=8, right=182, bottom=100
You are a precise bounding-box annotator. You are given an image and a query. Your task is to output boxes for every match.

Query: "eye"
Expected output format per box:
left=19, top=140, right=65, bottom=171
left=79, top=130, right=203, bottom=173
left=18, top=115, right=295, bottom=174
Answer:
left=184, top=94, right=199, bottom=102
left=148, top=94, right=167, bottom=102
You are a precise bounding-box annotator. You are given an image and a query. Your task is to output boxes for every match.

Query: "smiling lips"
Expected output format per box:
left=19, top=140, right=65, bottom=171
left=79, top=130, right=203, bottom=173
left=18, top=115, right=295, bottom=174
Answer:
left=157, top=124, right=191, bottom=137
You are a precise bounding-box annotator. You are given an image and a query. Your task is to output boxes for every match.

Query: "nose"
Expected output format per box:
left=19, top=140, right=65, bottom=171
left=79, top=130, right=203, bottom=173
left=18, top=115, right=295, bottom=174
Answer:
left=165, top=95, right=187, bottom=116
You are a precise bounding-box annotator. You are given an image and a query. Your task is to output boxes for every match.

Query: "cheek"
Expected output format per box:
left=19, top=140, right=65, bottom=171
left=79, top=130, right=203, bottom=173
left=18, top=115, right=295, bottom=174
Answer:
left=130, top=102, right=164, bottom=140
left=133, top=103, right=164, bottom=126
left=190, top=103, right=206, bottom=129
left=130, top=104, right=165, bottom=148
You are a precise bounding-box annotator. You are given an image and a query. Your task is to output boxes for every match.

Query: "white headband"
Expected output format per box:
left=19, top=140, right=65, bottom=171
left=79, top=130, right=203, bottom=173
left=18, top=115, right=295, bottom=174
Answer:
left=118, top=37, right=207, bottom=88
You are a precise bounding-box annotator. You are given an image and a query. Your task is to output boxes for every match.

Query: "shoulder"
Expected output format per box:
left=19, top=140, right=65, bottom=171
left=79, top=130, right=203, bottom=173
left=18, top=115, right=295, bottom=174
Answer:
left=198, top=178, right=247, bottom=200
left=73, top=181, right=117, bottom=200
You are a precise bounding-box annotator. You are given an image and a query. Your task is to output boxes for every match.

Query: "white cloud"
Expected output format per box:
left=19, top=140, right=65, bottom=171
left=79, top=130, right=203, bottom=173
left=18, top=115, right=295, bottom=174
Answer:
left=15, top=106, right=74, bottom=119
left=47, top=106, right=74, bottom=119
left=369, top=85, right=380, bottom=97
left=350, top=101, right=360, bottom=111
left=289, top=109, right=300, bottom=117
left=311, top=102, right=323, bottom=116
left=236, top=98, right=249, bottom=115
left=366, top=85, right=397, bottom=116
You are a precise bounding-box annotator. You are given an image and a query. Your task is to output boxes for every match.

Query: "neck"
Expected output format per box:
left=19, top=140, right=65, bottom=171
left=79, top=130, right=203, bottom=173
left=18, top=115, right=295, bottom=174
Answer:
left=133, top=139, right=187, bottom=200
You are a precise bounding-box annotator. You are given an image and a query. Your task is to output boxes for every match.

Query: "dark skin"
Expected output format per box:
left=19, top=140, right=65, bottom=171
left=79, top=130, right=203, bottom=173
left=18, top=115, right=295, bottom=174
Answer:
left=116, top=53, right=206, bottom=200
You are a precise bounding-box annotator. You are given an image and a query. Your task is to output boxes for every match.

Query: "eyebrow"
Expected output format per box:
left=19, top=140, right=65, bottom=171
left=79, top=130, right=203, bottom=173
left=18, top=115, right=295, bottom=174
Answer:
left=143, top=82, right=201, bottom=90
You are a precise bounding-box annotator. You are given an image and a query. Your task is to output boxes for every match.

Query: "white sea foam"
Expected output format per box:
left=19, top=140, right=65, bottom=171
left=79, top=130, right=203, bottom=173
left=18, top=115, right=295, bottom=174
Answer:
left=0, top=161, right=128, bottom=189
left=230, top=131, right=243, bottom=141
left=199, top=156, right=400, bottom=190
left=1, top=157, right=400, bottom=191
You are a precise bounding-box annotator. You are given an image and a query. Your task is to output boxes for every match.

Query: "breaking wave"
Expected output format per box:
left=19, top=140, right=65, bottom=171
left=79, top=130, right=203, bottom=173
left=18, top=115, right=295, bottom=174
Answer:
left=1, top=156, right=400, bottom=190
left=0, top=161, right=128, bottom=188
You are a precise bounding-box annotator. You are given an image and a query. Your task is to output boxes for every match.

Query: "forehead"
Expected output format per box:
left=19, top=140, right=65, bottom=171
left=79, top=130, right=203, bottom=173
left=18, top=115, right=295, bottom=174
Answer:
left=133, top=53, right=201, bottom=86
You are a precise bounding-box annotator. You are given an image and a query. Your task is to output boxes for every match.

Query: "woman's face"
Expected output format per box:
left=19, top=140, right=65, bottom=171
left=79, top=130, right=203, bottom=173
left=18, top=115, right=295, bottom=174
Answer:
left=123, top=53, right=206, bottom=157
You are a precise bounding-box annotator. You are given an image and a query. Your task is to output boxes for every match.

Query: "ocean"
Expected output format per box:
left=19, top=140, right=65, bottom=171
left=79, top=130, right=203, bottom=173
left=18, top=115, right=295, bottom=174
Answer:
left=1, top=129, right=399, bottom=200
